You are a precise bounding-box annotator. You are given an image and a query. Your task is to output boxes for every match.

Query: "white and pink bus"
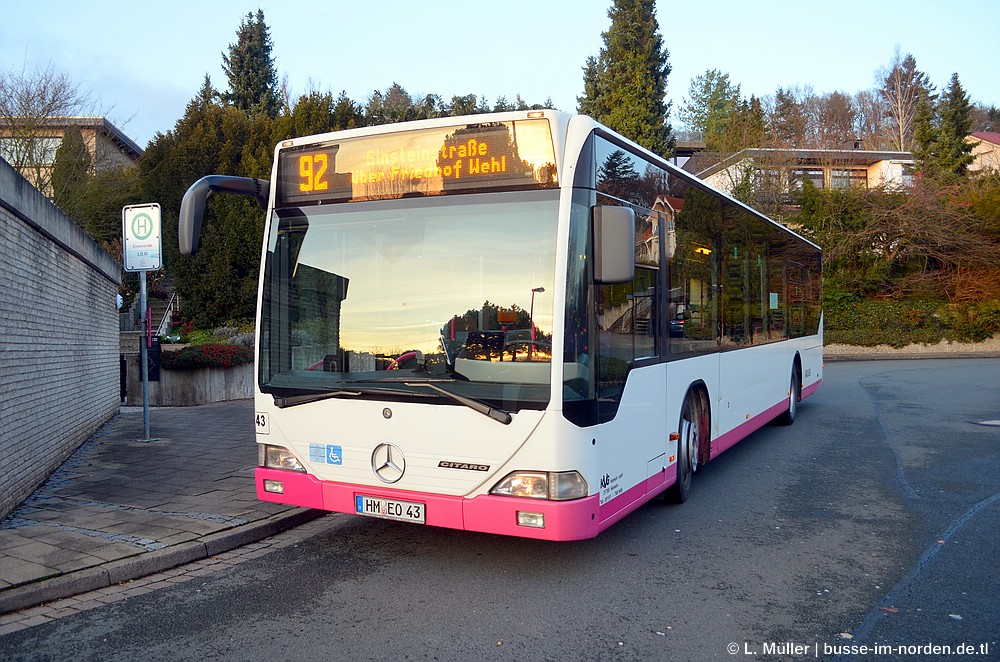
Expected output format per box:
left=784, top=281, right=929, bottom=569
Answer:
left=179, top=110, right=822, bottom=541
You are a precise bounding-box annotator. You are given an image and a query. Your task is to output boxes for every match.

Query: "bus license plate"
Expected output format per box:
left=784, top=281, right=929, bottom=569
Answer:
left=355, top=495, right=425, bottom=524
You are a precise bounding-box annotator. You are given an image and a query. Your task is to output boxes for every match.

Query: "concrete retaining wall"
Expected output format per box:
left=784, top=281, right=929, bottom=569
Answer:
left=0, top=158, right=122, bottom=519
left=125, top=358, right=253, bottom=406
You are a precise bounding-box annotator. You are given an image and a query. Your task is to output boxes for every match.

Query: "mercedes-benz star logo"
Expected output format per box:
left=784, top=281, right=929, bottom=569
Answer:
left=371, top=443, right=405, bottom=484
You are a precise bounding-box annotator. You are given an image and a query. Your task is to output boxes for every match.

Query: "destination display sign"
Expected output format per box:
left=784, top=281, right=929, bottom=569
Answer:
left=276, top=119, right=557, bottom=206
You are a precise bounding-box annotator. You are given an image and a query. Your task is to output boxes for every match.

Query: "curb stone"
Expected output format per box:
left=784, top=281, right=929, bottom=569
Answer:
left=0, top=508, right=322, bottom=615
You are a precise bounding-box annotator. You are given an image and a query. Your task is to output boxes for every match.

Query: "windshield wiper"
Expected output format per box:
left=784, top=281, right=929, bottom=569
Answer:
left=272, top=383, right=512, bottom=425
left=273, top=389, right=362, bottom=408
left=272, top=385, right=432, bottom=408
left=405, top=382, right=512, bottom=425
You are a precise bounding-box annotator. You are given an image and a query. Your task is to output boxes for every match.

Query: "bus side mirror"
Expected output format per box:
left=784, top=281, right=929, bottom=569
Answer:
left=593, top=206, right=636, bottom=284
left=179, top=175, right=270, bottom=256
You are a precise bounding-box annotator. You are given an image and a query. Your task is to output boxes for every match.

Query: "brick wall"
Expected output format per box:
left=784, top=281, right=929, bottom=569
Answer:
left=0, top=158, right=121, bottom=519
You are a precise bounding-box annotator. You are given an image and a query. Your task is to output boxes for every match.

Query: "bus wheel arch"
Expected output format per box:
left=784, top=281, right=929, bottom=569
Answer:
left=664, top=382, right=710, bottom=504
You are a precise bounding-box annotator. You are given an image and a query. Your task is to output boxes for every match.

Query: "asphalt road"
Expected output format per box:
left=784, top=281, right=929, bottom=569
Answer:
left=2, top=358, right=998, bottom=661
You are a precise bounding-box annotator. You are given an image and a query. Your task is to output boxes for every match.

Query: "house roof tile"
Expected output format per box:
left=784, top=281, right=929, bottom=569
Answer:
left=970, top=132, right=1000, bottom=146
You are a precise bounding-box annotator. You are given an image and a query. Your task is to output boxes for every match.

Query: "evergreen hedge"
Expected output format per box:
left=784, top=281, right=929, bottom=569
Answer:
left=825, top=299, right=1000, bottom=347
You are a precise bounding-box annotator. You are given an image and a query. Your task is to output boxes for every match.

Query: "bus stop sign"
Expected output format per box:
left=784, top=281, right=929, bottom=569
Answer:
left=123, top=203, right=162, bottom=272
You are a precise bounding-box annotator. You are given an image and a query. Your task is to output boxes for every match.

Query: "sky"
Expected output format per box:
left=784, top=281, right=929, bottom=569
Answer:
left=2, top=0, right=998, bottom=149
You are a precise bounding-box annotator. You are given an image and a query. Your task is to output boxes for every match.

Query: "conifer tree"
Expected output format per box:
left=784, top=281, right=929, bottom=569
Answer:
left=597, top=148, right=640, bottom=201
left=54, top=125, right=141, bottom=249
left=679, top=69, right=740, bottom=151
left=578, top=0, right=673, bottom=155
left=936, top=73, right=974, bottom=177
left=289, top=90, right=337, bottom=136
left=721, top=96, right=767, bottom=152
left=383, top=82, right=415, bottom=123
left=51, top=124, right=91, bottom=217
left=447, top=93, right=487, bottom=117
left=221, top=10, right=281, bottom=118
left=914, top=73, right=974, bottom=180
left=983, top=106, right=1000, bottom=132
left=331, top=92, right=364, bottom=130
left=578, top=57, right=604, bottom=119
left=770, top=88, right=808, bottom=147
left=195, top=74, right=220, bottom=111
left=912, top=92, right=938, bottom=172
left=143, top=83, right=259, bottom=327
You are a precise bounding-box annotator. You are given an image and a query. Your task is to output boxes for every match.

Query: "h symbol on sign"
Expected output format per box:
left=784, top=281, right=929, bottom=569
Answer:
left=132, top=213, right=154, bottom=240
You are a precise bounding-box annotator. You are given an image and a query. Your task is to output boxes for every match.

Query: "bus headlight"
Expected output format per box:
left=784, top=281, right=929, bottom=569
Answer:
left=490, top=471, right=588, bottom=501
left=259, top=444, right=306, bottom=472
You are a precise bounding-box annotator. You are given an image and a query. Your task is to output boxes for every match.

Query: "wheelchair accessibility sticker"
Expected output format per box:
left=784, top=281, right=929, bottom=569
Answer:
left=309, top=444, right=343, bottom=465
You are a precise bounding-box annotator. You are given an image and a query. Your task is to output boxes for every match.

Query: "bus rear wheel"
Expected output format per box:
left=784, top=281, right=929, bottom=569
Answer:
left=777, top=363, right=801, bottom=426
left=665, top=393, right=704, bottom=504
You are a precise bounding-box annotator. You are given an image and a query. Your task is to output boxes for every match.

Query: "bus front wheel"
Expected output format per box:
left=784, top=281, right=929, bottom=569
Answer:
left=665, top=393, right=704, bottom=504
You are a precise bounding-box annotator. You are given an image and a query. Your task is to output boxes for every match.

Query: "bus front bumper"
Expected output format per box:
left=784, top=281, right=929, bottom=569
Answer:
left=255, top=467, right=604, bottom=541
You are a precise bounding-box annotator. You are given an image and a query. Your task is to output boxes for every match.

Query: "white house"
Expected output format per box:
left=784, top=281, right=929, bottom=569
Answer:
left=695, top=148, right=915, bottom=198
left=967, top=132, right=1000, bottom=174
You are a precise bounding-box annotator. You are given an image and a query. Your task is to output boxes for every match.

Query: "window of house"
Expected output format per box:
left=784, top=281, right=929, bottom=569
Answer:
left=790, top=168, right=824, bottom=190
left=0, top=137, right=61, bottom=166
left=831, top=169, right=867, bottom=189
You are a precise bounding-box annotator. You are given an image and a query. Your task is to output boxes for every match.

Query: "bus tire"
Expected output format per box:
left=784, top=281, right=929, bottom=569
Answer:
left=777, top=362, right=801, bottom=426
left=665, top=392, right=703, bottom=504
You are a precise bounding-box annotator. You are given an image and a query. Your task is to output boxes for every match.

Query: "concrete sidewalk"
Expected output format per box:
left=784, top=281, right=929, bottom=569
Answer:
left=0, top=400, right=321, bottom=615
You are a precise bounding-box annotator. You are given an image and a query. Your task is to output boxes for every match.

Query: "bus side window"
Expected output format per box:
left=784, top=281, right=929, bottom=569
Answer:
left=669, top=192, right=720, bottom=355
left=594, top=206, right=661, bottom=422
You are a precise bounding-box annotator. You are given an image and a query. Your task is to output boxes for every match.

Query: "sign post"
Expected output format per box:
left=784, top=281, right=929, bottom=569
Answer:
left=123, top=203, right=162, bottom=442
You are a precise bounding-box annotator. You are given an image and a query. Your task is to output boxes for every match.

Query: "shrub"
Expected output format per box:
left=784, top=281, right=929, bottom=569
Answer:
left=941, top=300, right=1000, bottom=342
left=229, top=331, right=255, bottom=349
left=160, top=343, right=253, bottom=370
left=825, top=298, right=1000, bottom=346
left=182, top=328, right=214, bottom=345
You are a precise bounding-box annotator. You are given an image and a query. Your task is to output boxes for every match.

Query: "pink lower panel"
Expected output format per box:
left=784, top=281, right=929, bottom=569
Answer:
left=711, top=377, right=823, bottom=459
left=711, top=400, right=787, bottom=459
left=802, top=378, right=822, bottom=400
left=255, top=467, right=609, bottom=541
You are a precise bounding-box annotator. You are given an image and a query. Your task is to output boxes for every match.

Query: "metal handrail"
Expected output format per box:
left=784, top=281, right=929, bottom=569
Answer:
left=155, top=293, right=178, bottom=337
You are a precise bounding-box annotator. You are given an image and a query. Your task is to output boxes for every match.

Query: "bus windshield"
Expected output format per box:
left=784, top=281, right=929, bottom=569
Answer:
left=259, top=189, right=559, bottom=412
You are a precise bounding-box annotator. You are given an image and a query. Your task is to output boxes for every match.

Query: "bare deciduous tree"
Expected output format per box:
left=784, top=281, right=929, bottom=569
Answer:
left=0, top=60, right=95, bottom=193
left=879, top=49, right=933, bottom=151
left=816, top=92, right=857, bottom=148
left=852, top=90, right=887, bottom=149
left=797, top=181, right=1000, bottom=301
left=969, top=103, right=999, bottom=133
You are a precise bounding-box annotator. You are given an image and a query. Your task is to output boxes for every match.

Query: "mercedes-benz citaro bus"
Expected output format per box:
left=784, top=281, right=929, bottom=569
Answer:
left=178, top=110, right=822, bottom=541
